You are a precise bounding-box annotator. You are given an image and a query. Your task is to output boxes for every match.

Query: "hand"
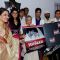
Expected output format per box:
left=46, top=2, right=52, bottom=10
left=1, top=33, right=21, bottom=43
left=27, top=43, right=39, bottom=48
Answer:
left=20, top=34, right=26, bottom=39
left=0, top=36, right=7, bottom=43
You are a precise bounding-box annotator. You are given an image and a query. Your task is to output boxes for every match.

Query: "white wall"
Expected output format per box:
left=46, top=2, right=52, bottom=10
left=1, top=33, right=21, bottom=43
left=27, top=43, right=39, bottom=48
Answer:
left=0, top=0, right=5, bottom=8
left=19, top=0, right=55, bottom=18
left=19, top=0, right=60, bottom=18
left=0, top=0, right=60, bottom=18
left=55, top=0, right=60, bottom=3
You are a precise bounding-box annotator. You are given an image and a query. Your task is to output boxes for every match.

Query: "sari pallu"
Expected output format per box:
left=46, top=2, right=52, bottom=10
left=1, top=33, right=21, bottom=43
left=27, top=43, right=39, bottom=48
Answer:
left=0, top=32, right=20, bottom=60
left=0, top=37, right=10, bottom=60
left=12, top=33, right=20, bottom=60
left=0, top=26, right=20, bottom=60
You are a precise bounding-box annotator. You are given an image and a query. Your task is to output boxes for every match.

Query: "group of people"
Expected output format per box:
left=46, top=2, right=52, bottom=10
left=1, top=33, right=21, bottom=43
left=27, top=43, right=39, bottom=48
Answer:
left=0, top=6, right=60, bottom=60
left=8, top=7, right=60, bottom=35
left=0, top=8, right=18, bottom=60
left=18, top=7, right=60, bottom=26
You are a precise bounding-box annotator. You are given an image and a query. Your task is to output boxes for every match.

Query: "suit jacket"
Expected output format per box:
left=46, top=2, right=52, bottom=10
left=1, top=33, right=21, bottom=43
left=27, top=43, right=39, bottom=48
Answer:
left=5, top=1, right=21, bottom=10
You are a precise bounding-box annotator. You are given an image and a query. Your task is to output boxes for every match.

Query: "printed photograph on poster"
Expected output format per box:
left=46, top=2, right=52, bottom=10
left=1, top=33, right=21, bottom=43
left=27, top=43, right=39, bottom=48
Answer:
left=22, top=25, right=44, bottom=42
left=22, top=25, right=45, bottom=51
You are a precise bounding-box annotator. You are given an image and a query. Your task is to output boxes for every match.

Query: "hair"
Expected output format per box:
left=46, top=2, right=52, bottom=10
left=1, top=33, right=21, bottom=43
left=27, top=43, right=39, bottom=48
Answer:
left=9, top=8, right=20, bottom=29
left=24, top=7, right=29, bottom=16
left=26, top=15, right=32, bottom=21
left=0, top=8, right=9, bottom=40
left=10, top=7, right=18, bottom=14
left=35, top=8, right=42, bottom=13
left=55, top=10, right=60, bottom=14
left=19, top=8, right=25, bottom=13
left=24, top=7, right=29, bottom=11
left=9, top=0, right=15, bottom=3
left=0, top=7, right=9, bottom=15
left=10, top=8, right=19, bottom=20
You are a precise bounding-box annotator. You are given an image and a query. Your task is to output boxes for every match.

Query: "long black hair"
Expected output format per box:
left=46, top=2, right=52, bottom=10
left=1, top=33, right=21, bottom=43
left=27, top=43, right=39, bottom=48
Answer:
left=9, top=7, right=21, bottom=29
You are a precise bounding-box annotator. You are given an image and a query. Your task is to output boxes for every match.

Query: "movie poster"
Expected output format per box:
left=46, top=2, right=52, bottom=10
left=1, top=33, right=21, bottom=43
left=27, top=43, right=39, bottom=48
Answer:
left=22, top=25, right=45, bottom=52
left=43, top=22, right=60, bottom=47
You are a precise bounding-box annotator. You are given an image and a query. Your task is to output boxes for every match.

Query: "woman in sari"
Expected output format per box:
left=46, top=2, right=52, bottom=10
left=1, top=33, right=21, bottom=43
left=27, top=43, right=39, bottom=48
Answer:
left=9, top=8, right=21, bottom=60
left=0, top=8, right=19, bottom=60
left=0, top=7, right=12, bottom=60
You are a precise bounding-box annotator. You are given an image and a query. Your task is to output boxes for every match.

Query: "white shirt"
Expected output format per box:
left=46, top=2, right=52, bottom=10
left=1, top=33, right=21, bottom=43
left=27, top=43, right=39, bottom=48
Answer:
left=32, top=17, right=45, bottom=25
left=20, top=17, right=26, bottom=26
left=20, top=17, right=26, bottom=34
left=50, top=18, right=60, bottom=23
left=44, top=18, right=51, bottom=24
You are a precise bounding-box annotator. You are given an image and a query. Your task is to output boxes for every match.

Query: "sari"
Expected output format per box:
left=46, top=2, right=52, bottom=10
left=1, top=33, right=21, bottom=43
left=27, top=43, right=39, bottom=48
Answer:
left=0, top=26, right=20, bottom=60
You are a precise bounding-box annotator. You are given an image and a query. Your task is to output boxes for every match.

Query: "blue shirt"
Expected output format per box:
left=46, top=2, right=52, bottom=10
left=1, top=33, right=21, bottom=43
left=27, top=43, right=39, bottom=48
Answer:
left=36, top=18, right=41, bottom=25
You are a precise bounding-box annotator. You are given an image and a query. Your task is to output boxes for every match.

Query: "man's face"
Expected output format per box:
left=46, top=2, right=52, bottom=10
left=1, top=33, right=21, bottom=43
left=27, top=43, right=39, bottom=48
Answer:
left=25, top=9, right=29, bottom=15
left=44, top=13, right=50, bottom=19
left=55, top=11, right=60, bottom=19
left=19, top=11, right=24, bottom=17
left=35, top=10, right=41, bottom=17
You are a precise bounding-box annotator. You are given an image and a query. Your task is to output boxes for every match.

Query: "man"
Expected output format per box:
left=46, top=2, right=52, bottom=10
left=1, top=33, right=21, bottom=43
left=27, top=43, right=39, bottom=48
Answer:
left=24, top=7, right=29, bottom=17
left=32, top=8, right=44, bottom=25
left=51, top=10, right=60, bottom=22
left=19, top=9, right=26, bottom=34
left=5, top=0, right=21, bottom=12
left=19, top=9, right=26, bottom=26
left=44, top=11, right=51, bottom=23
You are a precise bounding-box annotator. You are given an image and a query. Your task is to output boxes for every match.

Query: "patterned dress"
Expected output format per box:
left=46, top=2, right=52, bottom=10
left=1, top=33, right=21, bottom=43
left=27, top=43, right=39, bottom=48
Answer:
left=0, top=26, right=19, bottom=60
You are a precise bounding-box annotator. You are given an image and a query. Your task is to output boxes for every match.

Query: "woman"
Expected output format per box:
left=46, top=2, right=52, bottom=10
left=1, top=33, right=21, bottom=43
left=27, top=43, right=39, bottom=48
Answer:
left=9, top=8, right=20, bottom=34
left=0, top=7, right=20, bottom=60
left=0, top=8, right=12, bottom=60
left=9, top=8, right=21, bottom=60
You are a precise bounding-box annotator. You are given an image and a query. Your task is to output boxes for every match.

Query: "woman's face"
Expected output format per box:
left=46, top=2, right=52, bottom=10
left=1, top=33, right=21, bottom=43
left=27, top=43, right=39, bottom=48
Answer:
left=0, top=11, right=9, bottom=22
left=12, top=11, right=18, bottom=19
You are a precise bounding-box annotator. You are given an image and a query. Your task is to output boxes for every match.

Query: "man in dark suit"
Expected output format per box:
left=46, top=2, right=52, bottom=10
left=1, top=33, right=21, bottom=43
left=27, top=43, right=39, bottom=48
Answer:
left=5, top=0, right=21, bottom=11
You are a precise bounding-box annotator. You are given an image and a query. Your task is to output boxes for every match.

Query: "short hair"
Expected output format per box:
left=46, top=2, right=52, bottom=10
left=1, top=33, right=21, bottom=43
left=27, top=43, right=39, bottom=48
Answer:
left=19, top=9, right=24, bottom=13
left=55, top=10, right=60, bottom=14
left=24, top=7, right=29, bottom=11
left=26, top=15, right=32, bottom=21
left=35, top=8, right=42, bottom=13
